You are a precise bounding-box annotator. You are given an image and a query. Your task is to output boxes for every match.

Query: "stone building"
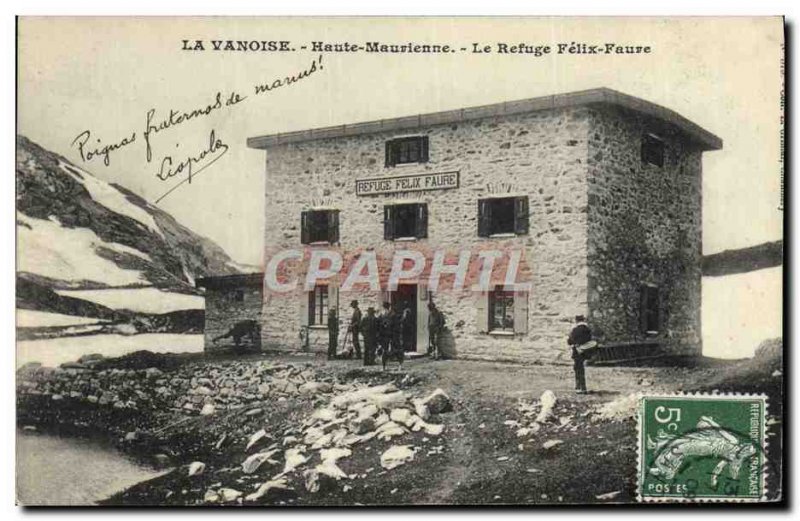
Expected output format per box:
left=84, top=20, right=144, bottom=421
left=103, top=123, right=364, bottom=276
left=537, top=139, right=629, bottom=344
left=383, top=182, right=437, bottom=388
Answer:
left=235, top=87, right=721, bottom=364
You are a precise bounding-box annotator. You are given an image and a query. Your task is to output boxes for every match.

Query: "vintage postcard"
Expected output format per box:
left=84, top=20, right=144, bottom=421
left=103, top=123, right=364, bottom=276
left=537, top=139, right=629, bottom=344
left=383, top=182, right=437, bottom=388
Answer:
left=15, top=16, right=784, bottom=506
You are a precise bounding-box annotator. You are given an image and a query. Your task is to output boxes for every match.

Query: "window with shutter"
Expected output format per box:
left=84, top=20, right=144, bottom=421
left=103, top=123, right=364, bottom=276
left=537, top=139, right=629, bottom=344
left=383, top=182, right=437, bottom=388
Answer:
left=308, top=285, right=329, bottom=326
left=489, top=286, right=515, bottom=332
left=302, top=209, right=339, bottom=244
left=478, top=197, right=529, bottom=237
left=385, top=136, right=429, bottom=167
left=384, top=203, right=427, bottom=240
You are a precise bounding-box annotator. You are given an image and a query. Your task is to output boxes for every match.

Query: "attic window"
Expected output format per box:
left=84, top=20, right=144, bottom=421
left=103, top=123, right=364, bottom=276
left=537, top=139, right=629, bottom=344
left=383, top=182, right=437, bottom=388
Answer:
left=641, top=133, right=665, bottom=167
left=385, top=136, right=429, bottom=167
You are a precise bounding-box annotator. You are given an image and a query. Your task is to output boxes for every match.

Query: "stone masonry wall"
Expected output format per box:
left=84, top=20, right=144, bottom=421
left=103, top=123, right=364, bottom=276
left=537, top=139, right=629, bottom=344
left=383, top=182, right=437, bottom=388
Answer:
left=262, top=107, right=591, bottom=364
left=204, top=284, right=263, bottom=353
left=586, top=105, right=703, bottom=355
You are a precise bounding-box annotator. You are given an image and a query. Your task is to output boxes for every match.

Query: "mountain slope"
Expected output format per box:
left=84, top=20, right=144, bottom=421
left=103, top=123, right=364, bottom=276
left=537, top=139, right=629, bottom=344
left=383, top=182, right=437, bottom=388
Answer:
left=16, top=135, right=243, bottom=291
left=702, top=240, right=783, bottom=277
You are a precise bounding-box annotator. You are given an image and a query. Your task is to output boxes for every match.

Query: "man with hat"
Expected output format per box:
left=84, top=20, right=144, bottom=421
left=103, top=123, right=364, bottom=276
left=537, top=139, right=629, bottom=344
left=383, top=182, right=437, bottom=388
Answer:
left=348, top=300, right=363, bottom=360
left=567, top=314, right=595, bottom=393
left=360, top=306, right=379, bottom=366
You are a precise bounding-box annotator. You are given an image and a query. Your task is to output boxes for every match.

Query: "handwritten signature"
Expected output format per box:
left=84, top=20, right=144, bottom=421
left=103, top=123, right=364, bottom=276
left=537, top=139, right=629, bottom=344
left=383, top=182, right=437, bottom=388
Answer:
left=68, top=55, right=325, bottom=204
left=154, top=130, right=229, bottom=203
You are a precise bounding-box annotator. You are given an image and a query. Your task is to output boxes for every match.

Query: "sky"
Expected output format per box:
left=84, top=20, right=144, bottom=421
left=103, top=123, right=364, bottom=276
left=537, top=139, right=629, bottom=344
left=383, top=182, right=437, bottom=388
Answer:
left=17, top=17, right=783, bottom=266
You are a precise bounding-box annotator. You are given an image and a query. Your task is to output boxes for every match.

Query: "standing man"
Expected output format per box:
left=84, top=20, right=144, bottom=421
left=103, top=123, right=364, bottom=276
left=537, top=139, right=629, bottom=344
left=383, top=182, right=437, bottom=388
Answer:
left=401, top=302, right=414, bottom=352
left=327, top=306, right=339, bottom=360
left=378, top=302, right=392, bottom=367
left=567, top=315, right=594, bottom=394
left=360, top=306, right=379, bottom=366
left=349, top=300, right=363, bottom=361
left=427, top=301, right=445, bottom=359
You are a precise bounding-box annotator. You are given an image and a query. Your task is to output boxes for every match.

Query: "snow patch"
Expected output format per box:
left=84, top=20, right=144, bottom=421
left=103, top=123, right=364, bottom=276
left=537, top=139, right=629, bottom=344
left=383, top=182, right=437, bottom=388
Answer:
left=17, top=213, right=148, bottom=286
left=17, top=309, right=109, bottom=328
left=59, top=161, right=164, bottom=238
left=54, top=287, right=205, bottom=314
left=16, top=333, right=204, bottom=368
left=702, top=267, right=783, bottom=359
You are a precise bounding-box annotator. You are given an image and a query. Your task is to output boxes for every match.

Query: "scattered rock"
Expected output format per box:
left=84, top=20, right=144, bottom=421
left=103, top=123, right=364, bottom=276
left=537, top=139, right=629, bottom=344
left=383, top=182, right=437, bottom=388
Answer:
left=421, top=388, right=453, bottom=414
left=246, top=429, right=269, bottom=451
left=218, top=488, right=242, bottom=502
left=200, top=403, right=216, bottom=416
left=188, top=461, right=206, bottom=477
left=242, top=449, right=280, bottom=474
left=380, top=445, right=416, bottom=470
left=535, top=390, right=556, bottom=424
left=595, top=490, right=622, bottom=501
left=245, top=478, right=291, bottom=502
left=543, top=439, right=563, bottom=450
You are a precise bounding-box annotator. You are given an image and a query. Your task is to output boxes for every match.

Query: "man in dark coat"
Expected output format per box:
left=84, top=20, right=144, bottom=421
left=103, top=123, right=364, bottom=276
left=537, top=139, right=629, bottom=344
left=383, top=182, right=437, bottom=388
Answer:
left=360, top=306, right=379, bottom=366
left=427, top=301, right=445, bottom=359
left=377, top=302, right=392, bottom=364
left=349, top=300, right=363, bottom=360
left=401, top=301, right=415, bottom=352
left=327, top=307, right=339, bottom=360
left=568, top=315, right=593, bottom=393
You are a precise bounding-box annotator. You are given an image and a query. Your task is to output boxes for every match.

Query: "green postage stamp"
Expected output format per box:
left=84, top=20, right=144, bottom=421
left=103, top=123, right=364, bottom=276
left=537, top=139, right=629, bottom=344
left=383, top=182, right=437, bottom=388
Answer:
left=638, top=394, right=768, bottom=502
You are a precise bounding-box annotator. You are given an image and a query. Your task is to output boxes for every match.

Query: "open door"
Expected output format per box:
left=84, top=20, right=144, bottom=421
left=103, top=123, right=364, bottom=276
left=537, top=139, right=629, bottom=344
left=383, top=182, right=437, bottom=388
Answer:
left=391, top=284, right=417, bottom=352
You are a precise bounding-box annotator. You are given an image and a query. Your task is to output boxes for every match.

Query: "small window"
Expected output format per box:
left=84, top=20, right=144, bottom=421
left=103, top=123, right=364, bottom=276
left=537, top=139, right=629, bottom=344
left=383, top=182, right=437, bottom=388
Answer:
left=478, top=196, right=529, bottom=237
left=385, top=136, right=429, bottom=167
left=640, top=285, right=660, bottom=335
left=308, top=285, right=329, bottom=326
left=384, top=203, right=428, bottom=240
left=232, top=290, right=245, bottom=302
left=301, top=209, right=339, bottom=244
left=489, top=286, right=515, bottom=332
left=641, top=133, right=665, bottom=167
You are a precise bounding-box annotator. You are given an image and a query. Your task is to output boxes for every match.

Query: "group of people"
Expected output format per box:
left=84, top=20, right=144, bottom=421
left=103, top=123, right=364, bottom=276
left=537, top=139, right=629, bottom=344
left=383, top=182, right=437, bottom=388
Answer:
left=327, top=299, right=446, bottom=370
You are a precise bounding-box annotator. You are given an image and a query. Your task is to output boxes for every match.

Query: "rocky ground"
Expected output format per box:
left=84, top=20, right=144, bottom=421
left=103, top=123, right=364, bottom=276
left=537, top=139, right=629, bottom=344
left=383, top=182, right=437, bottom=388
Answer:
left=16, top=343, right=784, bottom=506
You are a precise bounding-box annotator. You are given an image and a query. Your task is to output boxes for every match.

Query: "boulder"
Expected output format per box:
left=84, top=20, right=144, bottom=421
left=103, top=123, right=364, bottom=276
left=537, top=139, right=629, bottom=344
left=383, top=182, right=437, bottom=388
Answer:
left=200, top=403, right=216, bottom=416
left=421, top=389, right=453, bottom=414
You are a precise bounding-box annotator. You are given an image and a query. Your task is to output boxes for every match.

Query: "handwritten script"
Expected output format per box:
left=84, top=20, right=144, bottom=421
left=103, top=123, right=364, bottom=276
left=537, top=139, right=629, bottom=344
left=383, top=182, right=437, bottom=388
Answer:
left=68, top=55, right=325, bottom=203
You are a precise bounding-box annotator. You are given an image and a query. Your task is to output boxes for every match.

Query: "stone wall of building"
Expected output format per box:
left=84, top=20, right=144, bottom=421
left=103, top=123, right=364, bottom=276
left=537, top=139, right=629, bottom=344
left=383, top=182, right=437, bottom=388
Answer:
left=204, top=284, right=263, bottom=353
left=586, top=105, right=703, bottom=355
left=262, top=107, right=592, bottom=364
